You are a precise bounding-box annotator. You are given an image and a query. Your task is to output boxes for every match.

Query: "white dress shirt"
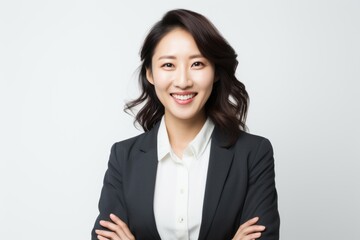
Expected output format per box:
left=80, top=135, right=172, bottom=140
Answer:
left=153, top=117, right=215, bottom=240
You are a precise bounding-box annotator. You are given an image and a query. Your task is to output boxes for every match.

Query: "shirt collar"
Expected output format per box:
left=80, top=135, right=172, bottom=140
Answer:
left=187, top=118, right=215, bottom=159
left=157, top=117, right=172, bottom=161
left=157, top=116, right=215, bottom=162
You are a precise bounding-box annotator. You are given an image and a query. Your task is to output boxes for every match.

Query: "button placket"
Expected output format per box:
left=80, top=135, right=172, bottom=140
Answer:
left=176, top=160, right=189, bottom=233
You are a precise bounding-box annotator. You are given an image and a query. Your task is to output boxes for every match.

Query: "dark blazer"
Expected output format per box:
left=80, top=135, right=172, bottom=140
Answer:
left=92, top=123, right=280, bottom=240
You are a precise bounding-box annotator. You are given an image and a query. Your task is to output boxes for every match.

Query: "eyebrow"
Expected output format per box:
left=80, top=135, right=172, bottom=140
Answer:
left=157, top=54, right=204, bottom=60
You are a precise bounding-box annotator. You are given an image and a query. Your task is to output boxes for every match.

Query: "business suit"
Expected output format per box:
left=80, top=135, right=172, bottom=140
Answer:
left=92, top=122, right=280, bottom=239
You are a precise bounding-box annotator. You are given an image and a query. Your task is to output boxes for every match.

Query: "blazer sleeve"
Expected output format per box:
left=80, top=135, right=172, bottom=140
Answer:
left=91, top=143, right=128, bottom=240
left=240, top=138, right=280, bottom=239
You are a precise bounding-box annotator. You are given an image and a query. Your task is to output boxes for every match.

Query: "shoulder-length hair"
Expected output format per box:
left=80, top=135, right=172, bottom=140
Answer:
left=125, top=9, right=249, bottom=146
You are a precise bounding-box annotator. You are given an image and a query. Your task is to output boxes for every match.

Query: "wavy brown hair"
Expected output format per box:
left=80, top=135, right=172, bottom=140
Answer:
left=125, top=9, right=249, bottom=146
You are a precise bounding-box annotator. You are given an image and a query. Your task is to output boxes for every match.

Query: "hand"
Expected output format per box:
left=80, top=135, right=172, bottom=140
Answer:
left=95, top=213, right=135, bottom=240
left=232, top=217, right=266, bottom=240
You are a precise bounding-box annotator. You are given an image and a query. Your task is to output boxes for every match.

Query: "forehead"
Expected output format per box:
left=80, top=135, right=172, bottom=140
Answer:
left=152, top=28, right=201, bottom=57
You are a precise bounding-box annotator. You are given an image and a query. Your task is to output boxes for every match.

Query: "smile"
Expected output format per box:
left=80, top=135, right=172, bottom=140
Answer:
left=171, top=93, right=197, bottom=101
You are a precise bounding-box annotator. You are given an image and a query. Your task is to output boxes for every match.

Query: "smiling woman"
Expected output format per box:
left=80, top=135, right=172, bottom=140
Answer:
left=92, top=9, right=279, bottom=240
left=146, top=28, right=215, bottom=147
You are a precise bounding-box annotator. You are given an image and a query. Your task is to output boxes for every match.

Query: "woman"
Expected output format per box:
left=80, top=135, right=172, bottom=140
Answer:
left=92, top=9, right=280, bottom=240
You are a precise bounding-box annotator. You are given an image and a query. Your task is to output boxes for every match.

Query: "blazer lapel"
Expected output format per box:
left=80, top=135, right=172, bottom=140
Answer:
left=130, top=123, right=162, bottom=240
left=198, top=127, right=235, bottom=240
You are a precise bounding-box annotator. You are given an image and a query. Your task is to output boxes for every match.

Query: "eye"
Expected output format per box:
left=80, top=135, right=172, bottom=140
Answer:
left=191, top=61, right=204, bottom=68
left=162, top=63, right=174, bottom=68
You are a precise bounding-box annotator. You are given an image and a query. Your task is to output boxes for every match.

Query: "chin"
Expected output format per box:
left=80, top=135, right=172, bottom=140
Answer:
left=170, top=111, right=205, bottom=122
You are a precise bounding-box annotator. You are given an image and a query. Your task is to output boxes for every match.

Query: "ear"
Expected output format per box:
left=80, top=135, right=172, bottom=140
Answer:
left=146, top=68, right=154, bottom=85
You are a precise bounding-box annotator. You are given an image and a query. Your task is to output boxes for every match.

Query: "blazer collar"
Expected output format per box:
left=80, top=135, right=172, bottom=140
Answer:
left=134, top=122, right=162, bottom=239
left=138, top=122, right=160, bottom=153
left=198, top=126, right=235, bottom=240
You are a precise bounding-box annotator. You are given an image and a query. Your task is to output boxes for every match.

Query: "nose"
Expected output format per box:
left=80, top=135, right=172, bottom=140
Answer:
left=173, top=66, right=193, bottom=89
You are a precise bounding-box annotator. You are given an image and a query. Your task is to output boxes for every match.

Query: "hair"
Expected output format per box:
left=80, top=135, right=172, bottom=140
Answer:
left=125, top=9, right=249, bottom=146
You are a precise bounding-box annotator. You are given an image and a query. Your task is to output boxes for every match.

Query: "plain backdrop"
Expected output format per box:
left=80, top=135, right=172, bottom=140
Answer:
left=1, top=0, right=359, bottom=239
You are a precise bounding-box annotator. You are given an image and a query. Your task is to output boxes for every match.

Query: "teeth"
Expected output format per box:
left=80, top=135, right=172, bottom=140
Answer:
left=172, top=94, right=195, bottom=101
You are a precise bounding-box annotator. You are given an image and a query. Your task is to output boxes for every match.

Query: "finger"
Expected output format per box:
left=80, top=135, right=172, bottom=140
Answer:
left=242, top=225, right=266, bottom=235
left=235, top=217, right=259, bottom=235
left=99, top=220, right=129, bottom=240
left=234, top=218, right=265, bottom=239
left=97, top=235, right=109, bottom=240
left=95, top=229, right=121, bottom=240
left=234, top=232, right=262, bottom=240
left=241, top=217, right=259, bottom=229
left=247, top=232, right=261, bottom=239
left=110, top=214, right=135, bottom=240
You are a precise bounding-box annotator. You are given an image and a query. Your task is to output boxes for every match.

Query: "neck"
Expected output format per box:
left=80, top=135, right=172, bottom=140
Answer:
left=164, top=113, right=207, bottom=158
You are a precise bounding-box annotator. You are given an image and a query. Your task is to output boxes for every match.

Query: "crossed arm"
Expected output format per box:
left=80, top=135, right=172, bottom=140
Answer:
left=95, top=214, right=266, bottom=240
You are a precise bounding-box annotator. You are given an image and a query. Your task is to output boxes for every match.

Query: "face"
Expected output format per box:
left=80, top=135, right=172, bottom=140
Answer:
left=146, top=28, right=215, bottom=124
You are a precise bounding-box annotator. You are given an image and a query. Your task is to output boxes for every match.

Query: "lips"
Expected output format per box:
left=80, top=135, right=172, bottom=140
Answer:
left=171, top=93, right=196, bottom=100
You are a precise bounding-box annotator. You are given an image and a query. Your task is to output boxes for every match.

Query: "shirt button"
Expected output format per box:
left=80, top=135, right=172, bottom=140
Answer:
left=179, top=217, right=184, bottom=223
left=180, top=188, right=184, bottom=194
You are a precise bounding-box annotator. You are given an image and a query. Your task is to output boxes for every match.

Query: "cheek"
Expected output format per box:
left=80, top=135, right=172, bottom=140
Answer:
left=204, top=84, right=214, bottom=100
left=152, top=74, right=172, bottom=104
left=194, top=71, right=215, bottom=93
left=152, top=71, right=173, bottom=90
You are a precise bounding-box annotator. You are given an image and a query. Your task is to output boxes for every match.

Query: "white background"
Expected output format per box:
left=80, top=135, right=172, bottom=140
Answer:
left=1, top=0, right=359, bottom=239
